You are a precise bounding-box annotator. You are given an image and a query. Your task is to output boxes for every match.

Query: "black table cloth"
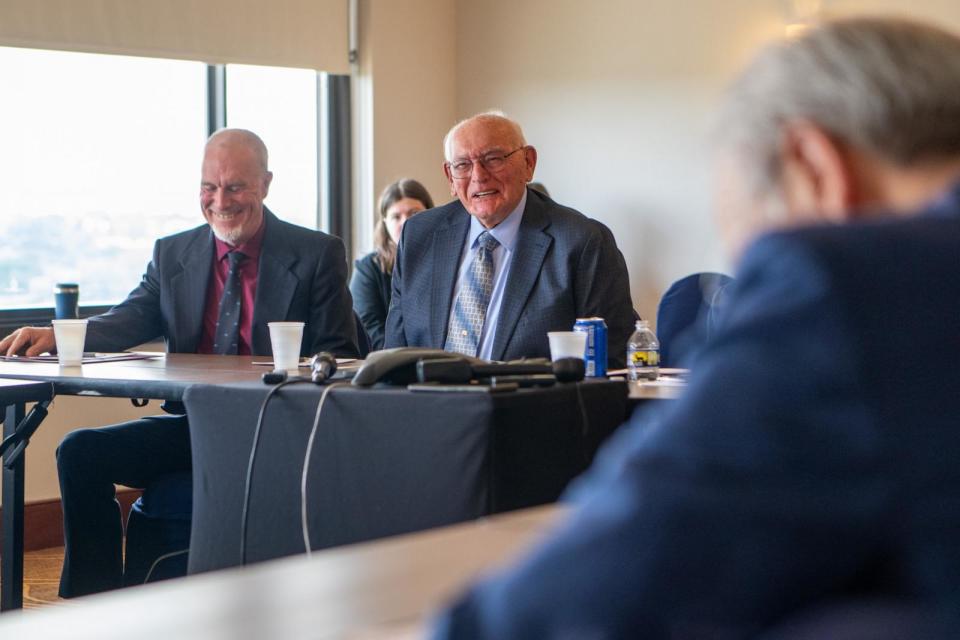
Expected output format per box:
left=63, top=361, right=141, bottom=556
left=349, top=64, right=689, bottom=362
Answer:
left=184, top=379, right=628, bottom=574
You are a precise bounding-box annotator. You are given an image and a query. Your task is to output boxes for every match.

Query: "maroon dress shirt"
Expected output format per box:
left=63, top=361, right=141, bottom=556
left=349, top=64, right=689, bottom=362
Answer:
left=197, top=220, right=266, bottom=355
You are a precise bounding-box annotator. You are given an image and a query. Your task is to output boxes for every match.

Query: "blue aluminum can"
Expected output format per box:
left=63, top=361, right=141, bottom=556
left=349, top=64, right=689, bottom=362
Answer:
left=573, top=317, right=607, bottom=377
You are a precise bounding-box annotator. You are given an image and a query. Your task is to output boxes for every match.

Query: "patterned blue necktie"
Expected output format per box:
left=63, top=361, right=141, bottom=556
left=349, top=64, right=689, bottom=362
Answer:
left=445, top=231, right=500, bottom=356
left=213, top=251, right=246, bottom=355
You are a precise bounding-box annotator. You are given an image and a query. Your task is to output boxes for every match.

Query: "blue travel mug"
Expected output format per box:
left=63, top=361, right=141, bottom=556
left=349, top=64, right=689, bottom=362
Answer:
left=54, top=283, right=80, bottom=320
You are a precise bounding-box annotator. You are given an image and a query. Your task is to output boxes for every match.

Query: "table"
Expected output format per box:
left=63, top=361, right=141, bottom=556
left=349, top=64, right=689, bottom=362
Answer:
left=0, top=504, right=565, bottom=639
left=184, top=379, right=628, bottom=574
left=0, top=353, right=277, bottom=401
left=627, top=378, right=685, bottom=401
left=0, top=354, right=682, bottom=402
left=0, top=355, right=672, bottom=610
left=0, top=379, right=56, bottom=611
left=0, top=354, right=271, bottom=610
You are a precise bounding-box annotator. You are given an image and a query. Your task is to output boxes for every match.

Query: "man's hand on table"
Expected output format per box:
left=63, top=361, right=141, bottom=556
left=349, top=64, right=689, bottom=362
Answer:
left=0, top=327, right=56, bottom=357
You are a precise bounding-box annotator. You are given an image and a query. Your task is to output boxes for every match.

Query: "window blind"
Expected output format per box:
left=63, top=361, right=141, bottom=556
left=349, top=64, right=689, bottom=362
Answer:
left=0, top=0, right=349, bottom=72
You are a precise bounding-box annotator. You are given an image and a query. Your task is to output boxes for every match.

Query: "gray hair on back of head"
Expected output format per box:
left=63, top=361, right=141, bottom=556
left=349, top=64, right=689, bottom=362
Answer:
left=714, top=16, right=960, bottom=197
left=443, top=110, right=528, bottom=161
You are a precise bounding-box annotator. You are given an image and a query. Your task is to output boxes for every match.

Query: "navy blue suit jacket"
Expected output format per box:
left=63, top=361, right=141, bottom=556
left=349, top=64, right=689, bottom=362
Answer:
left=433, top=185, right=960, bottom=638
left=384, top=189, right=635, bottom=367
left=85, top=209, right=358, bottom=358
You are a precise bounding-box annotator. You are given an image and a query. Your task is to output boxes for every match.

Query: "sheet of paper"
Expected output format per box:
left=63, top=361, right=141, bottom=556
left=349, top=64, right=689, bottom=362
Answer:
left=607, top=367, right=689, bottom=378
left=252, top=358, right=359, bottom=367
left=0, top=352, right=161, bottom=364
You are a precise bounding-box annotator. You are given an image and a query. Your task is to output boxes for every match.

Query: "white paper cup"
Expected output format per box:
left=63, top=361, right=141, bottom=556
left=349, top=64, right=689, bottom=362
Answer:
left=268, top=322, right=305, bottom=371
left=52, top=319, right=88, bottom=366
left=547, top=331, right=587, bottom=361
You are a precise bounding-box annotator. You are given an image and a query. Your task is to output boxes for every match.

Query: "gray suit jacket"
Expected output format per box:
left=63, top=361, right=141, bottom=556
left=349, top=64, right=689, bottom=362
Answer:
left=85, top=209, right=359, bottom=358
left=384, top=189, right=634, bottom=367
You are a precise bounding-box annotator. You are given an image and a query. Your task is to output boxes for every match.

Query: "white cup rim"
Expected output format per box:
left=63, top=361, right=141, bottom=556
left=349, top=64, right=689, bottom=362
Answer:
left=547, top=331, right=586, bottom=360
left=52, top=319, right=88, bottom=325
left=268, top=321, right=305, bottom=327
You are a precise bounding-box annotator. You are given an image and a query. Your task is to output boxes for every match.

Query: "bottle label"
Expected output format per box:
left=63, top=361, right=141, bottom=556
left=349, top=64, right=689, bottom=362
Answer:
left=630, top=350, right=659, bottom=366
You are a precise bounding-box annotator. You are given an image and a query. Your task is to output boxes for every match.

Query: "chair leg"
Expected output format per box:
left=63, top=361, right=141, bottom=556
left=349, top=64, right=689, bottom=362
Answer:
left=143, top=548, right=189, bottom=584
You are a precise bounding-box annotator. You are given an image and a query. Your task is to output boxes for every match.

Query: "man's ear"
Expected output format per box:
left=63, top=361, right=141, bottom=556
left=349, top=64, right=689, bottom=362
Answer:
left=262, top=171, right=274, bottom=199
left=523, top=145, right=538, bottom=181
left=780, top=121, right=857, bottom=222
left=442, top=162, right=457, bottom=196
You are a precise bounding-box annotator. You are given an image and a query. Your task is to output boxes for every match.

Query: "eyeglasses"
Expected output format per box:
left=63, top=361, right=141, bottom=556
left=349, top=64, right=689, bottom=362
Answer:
left=446, top=147, right=526, bottom=179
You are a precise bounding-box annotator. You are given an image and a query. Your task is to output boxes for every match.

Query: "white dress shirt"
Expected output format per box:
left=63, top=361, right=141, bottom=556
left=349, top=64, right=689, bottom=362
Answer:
left=446, top=190, right=527, bottom=361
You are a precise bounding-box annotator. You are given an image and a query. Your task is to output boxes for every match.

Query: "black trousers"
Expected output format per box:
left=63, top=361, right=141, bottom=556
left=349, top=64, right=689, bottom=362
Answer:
left=55, top=414, right=191, bottom=598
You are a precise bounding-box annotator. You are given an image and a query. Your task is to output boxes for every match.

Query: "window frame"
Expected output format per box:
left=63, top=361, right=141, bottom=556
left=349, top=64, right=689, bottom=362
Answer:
left=0, top=305, right=113, bottom=336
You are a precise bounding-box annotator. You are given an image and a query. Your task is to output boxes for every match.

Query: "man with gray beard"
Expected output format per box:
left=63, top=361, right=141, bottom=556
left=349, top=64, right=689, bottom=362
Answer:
left=1, top=128, right=357, bottom=597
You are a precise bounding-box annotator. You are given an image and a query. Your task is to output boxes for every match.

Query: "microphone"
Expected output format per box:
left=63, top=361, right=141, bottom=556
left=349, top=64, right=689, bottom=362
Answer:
left=261, top=352, right=338, bottom=385
left=469, top=358, right=586, bottom=382
left=414, top=356, right=587, bottom=386
left=310, top=352, right=337, bottom=384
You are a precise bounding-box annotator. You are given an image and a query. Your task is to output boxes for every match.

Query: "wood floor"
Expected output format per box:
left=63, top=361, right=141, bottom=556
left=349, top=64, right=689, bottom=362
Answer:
left=2, top=491, right=142, bottom=610
left=9, top=546, right=66, bottom=609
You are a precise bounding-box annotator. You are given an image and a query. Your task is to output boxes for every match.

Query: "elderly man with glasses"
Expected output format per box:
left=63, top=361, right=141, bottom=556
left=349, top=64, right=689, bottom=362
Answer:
left=384, top=111, right=635, bottom=367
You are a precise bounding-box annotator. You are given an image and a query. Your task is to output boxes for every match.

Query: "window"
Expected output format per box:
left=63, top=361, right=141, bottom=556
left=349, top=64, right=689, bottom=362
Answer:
left=225, top=64, right=320, bottom=231
left=0, top=46, right=206, bottom=310
left=0, top=48, right=330, bottom=321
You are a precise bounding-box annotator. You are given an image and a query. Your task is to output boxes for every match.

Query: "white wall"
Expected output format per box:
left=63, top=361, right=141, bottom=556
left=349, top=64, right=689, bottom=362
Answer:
left=832, top=0, right=960, bottom=28
left=454, top=0, right=782, bottom=319
left=353, top=0, right=457, bottom=257
left=453, top=0, right=960, bottom=320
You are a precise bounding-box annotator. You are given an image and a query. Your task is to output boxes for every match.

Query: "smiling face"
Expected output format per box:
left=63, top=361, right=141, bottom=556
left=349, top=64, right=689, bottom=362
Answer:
left=200, top=133, right=273, bottom=246
left=384, top=197, right=427, bottom=245
left=443, top=117, right=537, bottom=228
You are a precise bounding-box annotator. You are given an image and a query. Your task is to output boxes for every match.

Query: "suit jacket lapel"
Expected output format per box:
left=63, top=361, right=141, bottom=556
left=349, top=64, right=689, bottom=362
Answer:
left=252, top=210, right=298, bottom=354
left=430, top=208, right=471, bottom=348
left=171, top=227, right=214, bottom=353
left=490, top=197, right=552, bottom=361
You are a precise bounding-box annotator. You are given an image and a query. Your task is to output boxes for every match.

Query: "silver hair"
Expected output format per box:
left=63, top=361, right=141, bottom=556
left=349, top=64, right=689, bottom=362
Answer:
left=206, top=128, right=270, bottom=173
left=714, top=16, right=960, bottom=198
left=443, top=110, right=528, bottom=161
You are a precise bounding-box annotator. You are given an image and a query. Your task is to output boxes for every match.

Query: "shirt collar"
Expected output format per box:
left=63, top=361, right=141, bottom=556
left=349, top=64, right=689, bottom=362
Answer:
left=214, top=213, right=267, bottom=262
left=467, top=189, right=527, bottom=252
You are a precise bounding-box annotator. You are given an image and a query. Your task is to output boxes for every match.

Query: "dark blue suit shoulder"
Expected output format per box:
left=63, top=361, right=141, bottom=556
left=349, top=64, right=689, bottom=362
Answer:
left=155, top=223, right=210, bottom=245
left=404, top=201, right=466, bottom=232
left=271, top=217, right=344, bottom=249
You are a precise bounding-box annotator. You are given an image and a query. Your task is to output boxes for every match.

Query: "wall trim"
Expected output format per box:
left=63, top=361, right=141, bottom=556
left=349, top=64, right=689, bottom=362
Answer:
left=0, top=488, right=141, bottom=552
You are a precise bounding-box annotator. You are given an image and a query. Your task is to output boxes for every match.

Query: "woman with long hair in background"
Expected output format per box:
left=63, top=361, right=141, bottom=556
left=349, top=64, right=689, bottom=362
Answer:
left=350, top=178, right=434, bottom=350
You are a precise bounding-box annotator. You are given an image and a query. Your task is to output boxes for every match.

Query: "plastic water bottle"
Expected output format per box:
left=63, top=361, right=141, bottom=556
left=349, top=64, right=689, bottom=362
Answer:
left=627, top=320, right=660, bottom=381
